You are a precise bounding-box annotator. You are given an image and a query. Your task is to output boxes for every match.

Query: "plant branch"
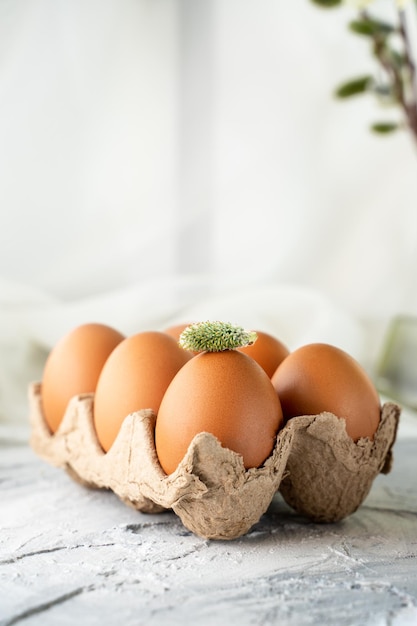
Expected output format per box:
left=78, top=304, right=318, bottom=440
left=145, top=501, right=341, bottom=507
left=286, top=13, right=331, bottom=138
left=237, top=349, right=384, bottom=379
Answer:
left=362, top=9, right=417, bottom=144
left=398, top=8, right=417, bottom=138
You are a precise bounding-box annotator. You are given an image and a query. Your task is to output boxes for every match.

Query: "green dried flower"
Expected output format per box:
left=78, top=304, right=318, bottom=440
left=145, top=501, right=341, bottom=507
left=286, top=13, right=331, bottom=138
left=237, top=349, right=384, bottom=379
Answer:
left=179, top=321, right=258, bottom=353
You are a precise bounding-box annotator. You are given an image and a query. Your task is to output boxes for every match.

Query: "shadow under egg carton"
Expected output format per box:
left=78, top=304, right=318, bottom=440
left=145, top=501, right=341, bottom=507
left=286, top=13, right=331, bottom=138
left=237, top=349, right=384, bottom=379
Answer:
left=28, top=382, right=400, bottom=540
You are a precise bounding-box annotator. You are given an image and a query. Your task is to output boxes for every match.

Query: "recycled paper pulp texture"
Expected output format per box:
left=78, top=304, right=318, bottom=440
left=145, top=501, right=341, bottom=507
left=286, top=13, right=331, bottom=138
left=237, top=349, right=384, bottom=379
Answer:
left=29, top=383, right=400, bottom=539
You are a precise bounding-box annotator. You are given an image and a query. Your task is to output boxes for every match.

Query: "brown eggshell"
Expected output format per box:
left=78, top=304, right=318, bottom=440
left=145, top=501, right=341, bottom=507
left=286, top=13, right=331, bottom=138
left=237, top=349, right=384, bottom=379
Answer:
left=163, top=322, right=198, bottom=356
left=93, top=331, right=192, bottom=452
left=271, top=343, right=381, bottom=441
left=163, top=322, right=194, bottom=341
left=237, top=330, right=290, bottom=377
left=41, top=323, right=125, bottom=433
left=155, top=350, right=284, bottom=475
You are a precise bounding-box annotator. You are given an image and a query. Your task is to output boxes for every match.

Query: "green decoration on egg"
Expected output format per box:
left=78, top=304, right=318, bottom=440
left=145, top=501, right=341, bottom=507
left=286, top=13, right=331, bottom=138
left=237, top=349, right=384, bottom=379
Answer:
left=179, top=321, right=258, bottom=353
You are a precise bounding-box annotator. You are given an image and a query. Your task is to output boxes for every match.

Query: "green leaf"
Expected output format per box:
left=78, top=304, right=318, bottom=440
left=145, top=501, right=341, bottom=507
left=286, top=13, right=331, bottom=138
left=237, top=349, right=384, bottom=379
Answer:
left=371, top=122, right=400, bottom=134
left=335, top=76, right=373, bottom=98
left=310, top=0, right=342, bottom=7
left=349, top=18, right=395, bottom=37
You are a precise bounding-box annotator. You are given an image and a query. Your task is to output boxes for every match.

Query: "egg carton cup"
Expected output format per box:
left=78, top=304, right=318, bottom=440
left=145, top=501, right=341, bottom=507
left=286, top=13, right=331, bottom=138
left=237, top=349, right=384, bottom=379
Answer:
left=278, top=401, right=400, bottom=523
left=29, top=382, right=400, bottom=539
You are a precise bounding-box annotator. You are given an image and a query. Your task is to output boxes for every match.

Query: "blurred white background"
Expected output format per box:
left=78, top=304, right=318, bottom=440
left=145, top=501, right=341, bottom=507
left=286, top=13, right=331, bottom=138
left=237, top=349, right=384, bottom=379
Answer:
left=1, top=0, right=416, bottom=424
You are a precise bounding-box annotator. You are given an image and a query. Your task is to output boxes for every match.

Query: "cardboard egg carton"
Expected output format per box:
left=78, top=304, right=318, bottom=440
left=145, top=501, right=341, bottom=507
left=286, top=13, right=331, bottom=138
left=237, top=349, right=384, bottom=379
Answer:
left=29, top=382, right=400, bottom=540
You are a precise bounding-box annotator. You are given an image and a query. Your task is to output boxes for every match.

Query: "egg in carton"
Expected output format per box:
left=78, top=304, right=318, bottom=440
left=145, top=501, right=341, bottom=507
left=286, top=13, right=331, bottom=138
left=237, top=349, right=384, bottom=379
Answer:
left=278, top=402, right=400, bottom=523
left=28, top=382, right=294, bottom=539
left=29, top=322, right=401, bottom=539
left=29, top=379, right=400, bottom=539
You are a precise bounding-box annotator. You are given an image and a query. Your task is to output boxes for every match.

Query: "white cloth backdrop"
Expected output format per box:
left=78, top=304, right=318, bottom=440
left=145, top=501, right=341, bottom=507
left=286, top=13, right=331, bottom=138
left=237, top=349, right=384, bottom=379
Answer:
left=1, top=0, right=416, bottom=424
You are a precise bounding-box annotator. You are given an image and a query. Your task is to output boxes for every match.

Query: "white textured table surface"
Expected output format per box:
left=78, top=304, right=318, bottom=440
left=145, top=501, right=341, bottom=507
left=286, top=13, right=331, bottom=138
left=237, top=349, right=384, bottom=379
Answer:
left=1, top=410, right=417, bottom=626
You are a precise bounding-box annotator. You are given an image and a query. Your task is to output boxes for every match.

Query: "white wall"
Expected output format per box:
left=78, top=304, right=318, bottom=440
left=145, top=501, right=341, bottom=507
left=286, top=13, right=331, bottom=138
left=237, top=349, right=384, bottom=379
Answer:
left=0, top=0, right=179, bottom=299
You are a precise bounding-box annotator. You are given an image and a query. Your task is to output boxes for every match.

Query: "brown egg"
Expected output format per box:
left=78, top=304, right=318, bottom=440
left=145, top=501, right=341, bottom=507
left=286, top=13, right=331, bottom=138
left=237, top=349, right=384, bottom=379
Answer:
left=237, top=330, right=290, bottom=377
left=271, top=342, right=381, bottom=441
left=163, top=323, right=193, bottom=341
left=93, top=331, right=192, bottom=452
left=42, top=323, right=125, bottom=433
left=163, top=322, right=198, bottom=355
left=155, top=350, right=284, bottom=475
